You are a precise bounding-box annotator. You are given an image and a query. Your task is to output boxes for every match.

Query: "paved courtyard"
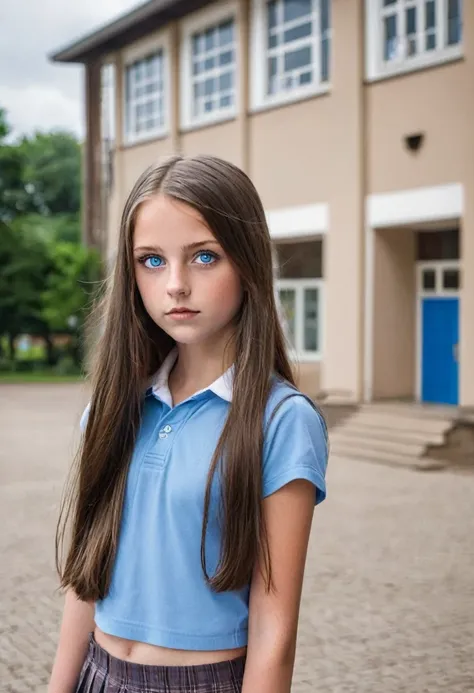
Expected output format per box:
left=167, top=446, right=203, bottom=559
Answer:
left=0, top=384, right=473, bottom=693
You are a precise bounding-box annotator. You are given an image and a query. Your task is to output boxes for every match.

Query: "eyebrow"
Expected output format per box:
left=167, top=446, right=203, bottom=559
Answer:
left=134, top=240, right=221, bottom=254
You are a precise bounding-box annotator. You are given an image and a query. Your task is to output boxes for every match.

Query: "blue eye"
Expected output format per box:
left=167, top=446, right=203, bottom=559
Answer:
left=144, top=256, right=163, bottom=269
left=196, top=252, right=216, bottom=265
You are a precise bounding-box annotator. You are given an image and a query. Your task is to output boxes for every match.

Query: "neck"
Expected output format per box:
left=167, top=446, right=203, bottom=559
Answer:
left=170, top=337, right=235, bottom=393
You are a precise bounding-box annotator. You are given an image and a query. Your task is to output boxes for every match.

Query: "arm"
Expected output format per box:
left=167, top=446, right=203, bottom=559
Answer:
left=242, top=478, right=315, bottom=693
left=48, top=590, right=95, bottom=693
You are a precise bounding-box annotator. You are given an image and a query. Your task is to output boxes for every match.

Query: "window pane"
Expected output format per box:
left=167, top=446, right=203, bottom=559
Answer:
left=384, top=15, right=398, bottom=61
left=422, top=269, right=436, bottom=291
left=304, top=288, right=319, bottom=352
left=268, top=32, right=279, bottom=48
left=205, top=27, right=216, bottom=51
left=219, top=71, right=233, bottom=91
left=135, top=61, right=144, bottom=80
left=425, top=0, right=436, bottom=50
left=204, top=78, right=215, bottom=96
left=406, top=7, right=417, bottom=56
left=426, top=32, right=436, bottom=50
left=284, top=45, right=311, bottom=71
left=300, top=70, right=312, bottom=85
left=321, top=37, right=329, bottom=81
left=219, top=50, right=233, bottom=66
left=219, top=20, right=234, bottom=46
left=268, top=0, right=278, bottom=29
left=220, top=94, right=232, bottom=108
left=284, top=21, right=312, bottom=43
left=268, top=57, right=278, bottom=93
left=321, top=0, right=330, bottom=32
left=193, top=34, right=204, bottom=55
left=447, top=0, right=462, bottom=45
left=283, top=0, right=312, bottom=23
left=417, top=229, right=459, bottom=261
left=426, top=0, right=436, bottom=28
left=204, top=56, right=216, bottom=70
left=443, top=268, right=460, bottom=290
left=276, top=241, right=323, bottom=279
left=279, top=289, right=296, bottom=347
left=383, top=0, right=397, bottom=5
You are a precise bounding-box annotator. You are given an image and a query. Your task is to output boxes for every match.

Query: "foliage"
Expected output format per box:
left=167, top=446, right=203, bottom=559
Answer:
left=41, top=241, right=102, bottom=332
left=0, top=105, right=102, bottom=371
left=0, top=118, right=81, bottom=221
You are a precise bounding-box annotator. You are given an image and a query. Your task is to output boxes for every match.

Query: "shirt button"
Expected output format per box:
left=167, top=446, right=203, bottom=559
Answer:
left=163, top=425, right=172, bottom=433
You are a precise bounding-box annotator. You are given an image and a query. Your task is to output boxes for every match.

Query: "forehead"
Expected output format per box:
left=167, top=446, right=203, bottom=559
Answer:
left=134, top=194, right=214, bottom=245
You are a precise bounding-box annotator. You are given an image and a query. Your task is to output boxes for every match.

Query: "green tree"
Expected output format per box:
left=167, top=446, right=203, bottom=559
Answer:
left=0, top=106, right=94, bottom=369
left=0, top=107, right=10, bottom=140
left=0, top=219, right=52, bottom=360
left=41, top=241, right=102, bottom=365
left=19, top=131, right=81, bottom=215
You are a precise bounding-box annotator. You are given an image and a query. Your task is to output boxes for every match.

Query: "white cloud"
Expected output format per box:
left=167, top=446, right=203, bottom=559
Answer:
left=0, top=0, right=138, bottom=138
left=0, top=84, right=84, bottom=139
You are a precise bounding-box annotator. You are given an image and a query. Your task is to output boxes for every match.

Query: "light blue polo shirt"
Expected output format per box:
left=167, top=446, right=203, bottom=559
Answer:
left=80, top=348, right=328, bottom=650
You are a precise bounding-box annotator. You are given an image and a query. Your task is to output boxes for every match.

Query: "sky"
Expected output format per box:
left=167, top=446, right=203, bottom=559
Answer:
left=0, top=0, right=140, bottom=140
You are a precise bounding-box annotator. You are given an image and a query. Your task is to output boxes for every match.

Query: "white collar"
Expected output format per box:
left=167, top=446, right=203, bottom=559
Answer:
left=148, top=347, right=234, bottom=407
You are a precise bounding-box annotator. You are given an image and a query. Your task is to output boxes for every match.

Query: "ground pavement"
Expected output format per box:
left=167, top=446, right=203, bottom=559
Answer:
left=0, top=384, right=473, bottom=693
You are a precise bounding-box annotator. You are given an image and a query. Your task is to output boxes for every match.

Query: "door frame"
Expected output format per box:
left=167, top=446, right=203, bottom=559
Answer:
left=415, top=260, right=460, bottom=403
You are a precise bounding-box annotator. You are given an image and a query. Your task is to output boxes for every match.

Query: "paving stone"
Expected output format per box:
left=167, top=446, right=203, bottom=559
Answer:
left=0, top=384, right=473, bottom=692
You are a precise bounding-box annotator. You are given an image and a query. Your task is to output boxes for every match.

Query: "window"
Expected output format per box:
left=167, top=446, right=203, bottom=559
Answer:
left=181, top=3, right=238, bottom=129
left=417, top=261, right=461, bottom=294
left=125, top=51, right=166, bottom=143
left=277, top=280, right=323, bottom=359
left=274, top=240, right=323, bottom=360
left=367, top=0, right=462, bottom=80
left=416, top=229, right=459, bottom=261
left=251, top=0, right=331, bottom=110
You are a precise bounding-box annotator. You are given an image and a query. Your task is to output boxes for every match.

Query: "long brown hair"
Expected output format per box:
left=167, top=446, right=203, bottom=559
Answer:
left=56, top=154, right=297, bottom=601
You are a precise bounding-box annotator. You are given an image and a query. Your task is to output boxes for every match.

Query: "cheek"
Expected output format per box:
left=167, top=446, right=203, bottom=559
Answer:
left=210, top=267, right=242, bottom=311
left=135, top=272, right=163, bottom=309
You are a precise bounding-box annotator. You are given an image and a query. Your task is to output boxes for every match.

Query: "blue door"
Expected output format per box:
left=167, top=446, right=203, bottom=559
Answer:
left=421, top=297, right=459, bottom=405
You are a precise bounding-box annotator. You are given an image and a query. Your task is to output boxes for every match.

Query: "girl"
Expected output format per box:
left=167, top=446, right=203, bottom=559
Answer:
left=49, top=154, right=328, bottom=693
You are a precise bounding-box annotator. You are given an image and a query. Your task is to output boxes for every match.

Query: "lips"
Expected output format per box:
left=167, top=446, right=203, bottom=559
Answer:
left=167, top=308, right=199, bottom=315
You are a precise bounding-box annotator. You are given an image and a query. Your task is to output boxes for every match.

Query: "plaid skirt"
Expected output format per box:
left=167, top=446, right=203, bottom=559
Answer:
left=76, top=633, right=245, bottom=693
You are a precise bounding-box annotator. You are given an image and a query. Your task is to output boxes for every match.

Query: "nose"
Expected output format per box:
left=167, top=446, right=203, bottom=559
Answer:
left=166, top=263, right=190, bottom=298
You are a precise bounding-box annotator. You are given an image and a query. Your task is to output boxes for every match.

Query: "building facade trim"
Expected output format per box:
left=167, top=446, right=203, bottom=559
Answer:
left=367, top=183, right=464, bottom=229
left=266, top=203, right=329, bottom=240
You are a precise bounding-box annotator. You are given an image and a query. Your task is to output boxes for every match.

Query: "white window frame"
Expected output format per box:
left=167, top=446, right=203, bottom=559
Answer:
left=180, top=1, right=239, bottom=131
left=416, top=260, right=461, bottom=297
left=276, top=278, right=323, bottom=361
left=122, top=32, right=170, bottom=146
left=366, top=0, right=463, bottom=81
left=250, top=0, right=331, bottom=112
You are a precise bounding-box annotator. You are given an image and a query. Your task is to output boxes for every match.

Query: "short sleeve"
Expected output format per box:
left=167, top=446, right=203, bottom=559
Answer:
left=80, top=402, right=91, bottom=433
left=262, top=394, right=328, bottom=504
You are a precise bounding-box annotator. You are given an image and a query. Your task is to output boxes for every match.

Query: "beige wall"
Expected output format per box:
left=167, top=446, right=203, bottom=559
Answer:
left=180, top=120, right=243, bottom=166
left=292, top=362, right=321, bottom=398
left=367, top=60, right=472, bottom=194
left=249, top=96, right=334, bottom=208
left=372, top=228, right=416, bottom=400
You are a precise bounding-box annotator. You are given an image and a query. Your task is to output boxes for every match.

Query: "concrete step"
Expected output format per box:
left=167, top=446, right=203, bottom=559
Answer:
left=329, top=445, right=446, bottom=471
left=358, top=402, right=457, bottom=420
left=346, top=412, right=452, bottom=436
left=330, top=422, right=445, bottom=447
left=330, top=433, right=425, bottom=458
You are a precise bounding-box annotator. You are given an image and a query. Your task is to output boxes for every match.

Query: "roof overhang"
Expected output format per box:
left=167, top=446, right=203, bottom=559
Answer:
left=50, top=0, right=212, bottom=64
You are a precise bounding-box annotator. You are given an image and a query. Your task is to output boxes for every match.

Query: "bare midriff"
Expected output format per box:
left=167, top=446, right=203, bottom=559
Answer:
left=94, top=626, right=247, bottom=666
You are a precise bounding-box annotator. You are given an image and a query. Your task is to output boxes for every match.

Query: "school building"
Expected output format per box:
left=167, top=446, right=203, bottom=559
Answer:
left=51, top=0, right=474, bottom=411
